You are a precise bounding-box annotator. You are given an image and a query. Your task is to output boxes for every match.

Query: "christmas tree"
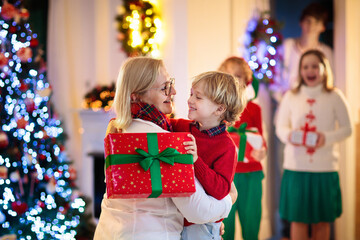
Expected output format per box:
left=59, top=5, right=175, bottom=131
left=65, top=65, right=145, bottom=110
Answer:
left=0, top=1, right=92, bottom=239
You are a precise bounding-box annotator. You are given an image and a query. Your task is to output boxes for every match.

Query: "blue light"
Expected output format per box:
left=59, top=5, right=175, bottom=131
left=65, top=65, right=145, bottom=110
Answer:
left=29, top=69, right=38, bottom=77
left=257, top=73, right=264, bottom=79
left=265, top=28, right=273, bottom=34
left=263, top=19, right=269, bottom=25
left=270, top=36, right=277, bottom=43
left=267, top=46, right=276, bottom=55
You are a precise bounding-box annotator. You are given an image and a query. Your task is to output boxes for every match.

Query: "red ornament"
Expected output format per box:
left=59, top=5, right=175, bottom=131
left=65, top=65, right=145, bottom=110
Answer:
left=11, top=201, right=28, bottom=215
left=0, top=2, right=17, bottom=20
left=25, top=98, right=36, bottom=113
left=9, top=26, right=17, bottom=33
left=19, top=8, right=30, bottom=20
left=16, top=118, right=28, bottom=129
left=0, top=131, right=9, bottom=149
left=19, top=80, right=28, bottom=91
left=39, top=154, right=46, bottom=161
left=29, top=38, right=39, bottom=47
left=0, top=53, right=9, bottom=67
left=37, top=200, right=45, bottom=208
left=16, top=47, right=33, bottom=62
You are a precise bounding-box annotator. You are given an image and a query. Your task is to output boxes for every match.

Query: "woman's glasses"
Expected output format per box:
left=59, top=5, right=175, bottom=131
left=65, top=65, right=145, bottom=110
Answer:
left=151, top=78, right=175, bottom=96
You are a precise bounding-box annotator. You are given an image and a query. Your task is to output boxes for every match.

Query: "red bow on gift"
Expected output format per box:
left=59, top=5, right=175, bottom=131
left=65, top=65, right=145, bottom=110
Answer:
left=300, top=122, right=316, bottom=146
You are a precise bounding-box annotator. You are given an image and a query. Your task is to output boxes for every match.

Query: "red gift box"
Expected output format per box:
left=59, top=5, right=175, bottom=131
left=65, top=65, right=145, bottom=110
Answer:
left=104, top=132, right=196, bottom=199
left=228, top=123, right=264, bottom=162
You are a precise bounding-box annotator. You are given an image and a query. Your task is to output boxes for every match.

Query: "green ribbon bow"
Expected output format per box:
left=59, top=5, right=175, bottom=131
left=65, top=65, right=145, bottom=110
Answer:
left=105, top=133, right=193, bottom=198
left=227, top=123, right=257, bottom=162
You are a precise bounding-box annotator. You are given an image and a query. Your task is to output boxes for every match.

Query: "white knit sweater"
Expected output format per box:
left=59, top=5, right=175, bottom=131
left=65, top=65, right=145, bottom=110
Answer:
left=276, top=84, right=352, bottom=172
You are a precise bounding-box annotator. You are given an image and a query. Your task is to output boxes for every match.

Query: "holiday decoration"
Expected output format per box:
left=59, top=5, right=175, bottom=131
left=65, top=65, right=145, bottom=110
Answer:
left=83, top=82, right=115, bottom=111
left=105, top=132, right=195, bottom=199
left=243, top=12, right=283, bottom=86
left=0, top=1, right=92, bottom=239
left=228, top=123, right=265, bottom=162
left=115, top=0, right=163, bottom=57
left=0, top=131, right=9, bottom=148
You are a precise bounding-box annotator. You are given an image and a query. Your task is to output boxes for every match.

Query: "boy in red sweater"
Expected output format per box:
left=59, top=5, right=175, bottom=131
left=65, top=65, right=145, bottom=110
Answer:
left=218, top=56, right=267, bottom=240
left=171, top=71, right=246, bottom=240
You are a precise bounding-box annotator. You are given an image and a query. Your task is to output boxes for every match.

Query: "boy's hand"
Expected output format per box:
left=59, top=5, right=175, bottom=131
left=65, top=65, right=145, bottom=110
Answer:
left=183, top=134, right=198, bottom=162
left=251, top=146, right=267, bottom=161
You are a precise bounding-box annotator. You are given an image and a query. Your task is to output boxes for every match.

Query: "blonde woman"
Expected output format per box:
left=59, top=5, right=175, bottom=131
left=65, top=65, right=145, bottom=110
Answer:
left=94, top=57, right=237, bottom=240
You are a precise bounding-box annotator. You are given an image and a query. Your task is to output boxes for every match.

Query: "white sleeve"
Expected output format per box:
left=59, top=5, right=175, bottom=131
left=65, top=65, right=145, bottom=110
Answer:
left=275, top=92, right=293, bottom=143
left=323, top=90, right=352, bottom=146
left=171, top=178, right=232, bottom=224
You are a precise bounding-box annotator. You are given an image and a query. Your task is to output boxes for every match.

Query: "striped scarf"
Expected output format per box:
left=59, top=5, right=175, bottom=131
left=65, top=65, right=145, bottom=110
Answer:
left=131, top=102, right=173, bottom=132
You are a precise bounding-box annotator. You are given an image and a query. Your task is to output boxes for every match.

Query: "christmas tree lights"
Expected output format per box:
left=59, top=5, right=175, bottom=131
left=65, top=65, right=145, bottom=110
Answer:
left=243, top=12, right=283, bottom=86
left=0, top=1, right=91, bottom=239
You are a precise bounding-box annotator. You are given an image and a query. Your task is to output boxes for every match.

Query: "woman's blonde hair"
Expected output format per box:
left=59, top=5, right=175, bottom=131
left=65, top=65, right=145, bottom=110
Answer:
left=218, top=56, right=253, bottom=84
left=112, top=57, right=164, bottom=129
left=293, top=49, right=333, bottom=93
left=192, top=71, right=246, bottom=124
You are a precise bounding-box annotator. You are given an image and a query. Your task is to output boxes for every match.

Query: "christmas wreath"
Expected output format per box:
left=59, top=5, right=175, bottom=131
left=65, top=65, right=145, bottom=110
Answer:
left=244, top=12, right=283, bottom=85
left=115, top=0, right=162, bottom=57
left=83, top=83, right=116, bottom=111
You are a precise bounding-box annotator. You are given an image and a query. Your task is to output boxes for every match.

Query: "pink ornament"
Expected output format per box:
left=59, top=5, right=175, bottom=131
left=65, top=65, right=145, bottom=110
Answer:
left=16, top=47, right=33, bottom=62
left=16, top=118, right=28, bottom=129
left=0, top=166, right=8, bottom=179
left=0, top=53, right=9, bottom=67
left=0, top=2, right=17, bottom=20
left=0, top=131, right=9, bottom=149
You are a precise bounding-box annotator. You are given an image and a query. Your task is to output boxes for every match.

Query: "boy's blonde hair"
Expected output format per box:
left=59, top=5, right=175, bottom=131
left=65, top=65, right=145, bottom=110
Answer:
left=112, top=57, right=164, bottom=129
left=192, top=71, right=246, bottom=124
left=218, top=56, right=253, bottom=85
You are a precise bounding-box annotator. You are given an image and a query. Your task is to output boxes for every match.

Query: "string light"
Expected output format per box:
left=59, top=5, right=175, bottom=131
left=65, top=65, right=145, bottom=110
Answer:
left=115, top=0, right=163, bottom=57
left=242, top=12, right=283, bottom=85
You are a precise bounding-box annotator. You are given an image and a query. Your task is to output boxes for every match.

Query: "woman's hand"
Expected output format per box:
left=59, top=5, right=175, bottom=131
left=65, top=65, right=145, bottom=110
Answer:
left=105, top=119, right=122, bottom=136
left=250, top=146, right=267, bottom=161
left=229, top=182, right=238, bottom=204
left=183, top=134, right=198, bottom=162
left=220, top=222, right=225, bottom=238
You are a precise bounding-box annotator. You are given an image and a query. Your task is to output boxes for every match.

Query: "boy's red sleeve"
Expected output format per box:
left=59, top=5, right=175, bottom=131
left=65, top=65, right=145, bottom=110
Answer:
left=194, top=139, right=237, bottom=200
left=170, top=118, right=192, bottom=132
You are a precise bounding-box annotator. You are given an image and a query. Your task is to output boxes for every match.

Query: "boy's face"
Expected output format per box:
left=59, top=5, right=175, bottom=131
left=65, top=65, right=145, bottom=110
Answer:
left=187, top=81, right=223, bottom=129
left=224, top=63, right=248, bottom=85
left=300, top=16, right=325, bottom=35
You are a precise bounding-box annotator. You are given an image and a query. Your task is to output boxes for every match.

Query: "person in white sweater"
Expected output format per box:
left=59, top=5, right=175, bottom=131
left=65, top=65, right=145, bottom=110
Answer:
left=276, top=49, right=352, bottom=240
left=93, top=57, right=237, bottom=240
left=279, top=3, right=333, bottom=98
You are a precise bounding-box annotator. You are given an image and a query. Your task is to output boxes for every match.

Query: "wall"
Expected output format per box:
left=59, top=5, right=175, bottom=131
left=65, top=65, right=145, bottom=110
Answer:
left=334, top=0, right=360, bottom=239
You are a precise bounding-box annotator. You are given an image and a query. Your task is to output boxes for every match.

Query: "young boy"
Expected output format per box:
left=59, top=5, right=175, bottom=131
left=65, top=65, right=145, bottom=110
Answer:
left=171, top=71, right=246, bottom=240
left=218, top=56, right=267, bottom=240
